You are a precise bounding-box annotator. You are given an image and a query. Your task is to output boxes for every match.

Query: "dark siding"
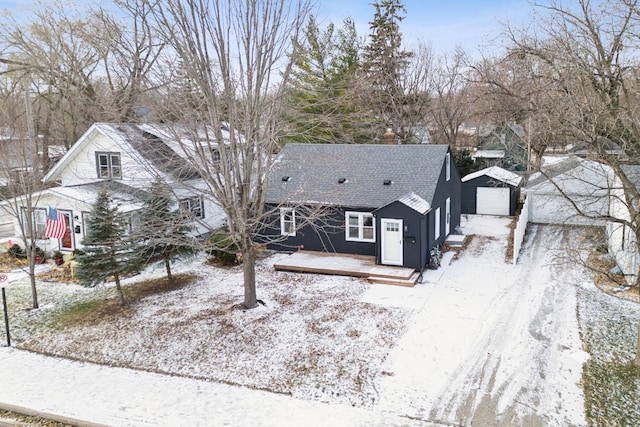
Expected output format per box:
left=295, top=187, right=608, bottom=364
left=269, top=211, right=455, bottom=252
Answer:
left=429, top=149, right=462, bottom=250
left=461, top=175, right=520, bottom=215
left=261, top=205, right=376, bottom=256
left=374, top=201, right=428, bottom=270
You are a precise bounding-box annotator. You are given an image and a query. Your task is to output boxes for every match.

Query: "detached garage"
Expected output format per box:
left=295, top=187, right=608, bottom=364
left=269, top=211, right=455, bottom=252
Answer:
left=462, top=166, right=522, bottom=216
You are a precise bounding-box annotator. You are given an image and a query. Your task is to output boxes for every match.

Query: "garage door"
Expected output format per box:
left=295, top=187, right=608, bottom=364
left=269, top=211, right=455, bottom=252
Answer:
left=476, top=187, right=510, bottom=216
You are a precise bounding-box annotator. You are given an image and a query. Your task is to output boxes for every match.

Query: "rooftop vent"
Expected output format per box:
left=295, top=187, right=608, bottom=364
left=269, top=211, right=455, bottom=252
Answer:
left=282, top=176, right=291, bottom=182
left=338, top=178, right=347, bottom=184
left=383, top=179, right=392, bottom=186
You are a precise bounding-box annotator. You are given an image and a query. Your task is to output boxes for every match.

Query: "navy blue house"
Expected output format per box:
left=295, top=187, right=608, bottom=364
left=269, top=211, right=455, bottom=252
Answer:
left=261, top=143, right=462, bottom=271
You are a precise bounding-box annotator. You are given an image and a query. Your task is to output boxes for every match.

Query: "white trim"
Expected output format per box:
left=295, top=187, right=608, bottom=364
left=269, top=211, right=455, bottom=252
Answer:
left=445, top=152, right=451, bottom=181
left=345, top=211, right=375, bottom=242
left=435, top=207, right=441, bottom=240
left=445, top=198, right=451, bottom=235
left=280, top=207, right=296, bottom=236
left=381, top=218, right=403, bottom=266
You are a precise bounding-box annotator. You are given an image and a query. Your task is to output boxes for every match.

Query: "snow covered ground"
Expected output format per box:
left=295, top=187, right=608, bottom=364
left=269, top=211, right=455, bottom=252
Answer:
left=0, top=216, right=596, bottom=426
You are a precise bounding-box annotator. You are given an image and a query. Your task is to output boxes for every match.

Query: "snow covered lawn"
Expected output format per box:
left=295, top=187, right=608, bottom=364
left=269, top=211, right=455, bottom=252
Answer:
left=0, top=215, right=638, bottom=426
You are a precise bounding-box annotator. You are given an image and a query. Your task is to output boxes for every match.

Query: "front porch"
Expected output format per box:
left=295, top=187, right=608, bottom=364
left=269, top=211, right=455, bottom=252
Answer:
left=273, top=250, right=421, bottom=287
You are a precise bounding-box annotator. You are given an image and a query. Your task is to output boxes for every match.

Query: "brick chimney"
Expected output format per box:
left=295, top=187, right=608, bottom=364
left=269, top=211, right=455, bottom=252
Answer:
left=383, top=128, right=396, bottom=145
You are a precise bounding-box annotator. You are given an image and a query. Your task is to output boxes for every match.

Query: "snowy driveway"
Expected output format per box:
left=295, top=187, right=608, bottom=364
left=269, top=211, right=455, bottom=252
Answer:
left=0, top=216, right=591, bottom=426
left=372, top=217, right=589, bottom=426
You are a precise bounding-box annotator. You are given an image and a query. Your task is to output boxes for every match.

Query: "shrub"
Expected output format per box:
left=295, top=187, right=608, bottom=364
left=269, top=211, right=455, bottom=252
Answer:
left=206, top=233, right=239, bottom=265
left=7, top=244, right=26, bottom=259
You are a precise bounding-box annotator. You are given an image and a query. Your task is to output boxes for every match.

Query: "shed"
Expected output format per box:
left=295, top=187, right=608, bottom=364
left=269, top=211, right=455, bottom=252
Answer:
left=461, top=166, right=522, bottom=216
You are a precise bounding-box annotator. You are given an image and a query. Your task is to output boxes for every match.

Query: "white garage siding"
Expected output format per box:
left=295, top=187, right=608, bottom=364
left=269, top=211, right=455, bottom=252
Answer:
left=528, top=193, right=606, bottom=226
left=476, top=187, right=511, bottom=216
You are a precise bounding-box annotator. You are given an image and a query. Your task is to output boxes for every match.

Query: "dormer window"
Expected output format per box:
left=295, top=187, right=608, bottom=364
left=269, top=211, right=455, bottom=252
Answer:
left=96, top=152, right=122, bottom=179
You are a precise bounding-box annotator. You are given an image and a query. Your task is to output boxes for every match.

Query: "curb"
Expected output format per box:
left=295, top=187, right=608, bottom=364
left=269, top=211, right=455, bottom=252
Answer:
left=0, top=403, right=110, bottom=427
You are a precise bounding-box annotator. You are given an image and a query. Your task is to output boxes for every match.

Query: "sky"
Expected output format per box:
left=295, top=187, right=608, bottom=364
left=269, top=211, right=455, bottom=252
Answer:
left=0, top=0, right=533, bottom=58
left=318, top=0, right=533, bottom=57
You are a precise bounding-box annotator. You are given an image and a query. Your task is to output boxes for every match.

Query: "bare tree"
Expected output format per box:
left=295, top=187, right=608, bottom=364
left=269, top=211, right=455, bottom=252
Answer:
left=426, top=47, right=475, bottom=148
left=509, top=0, right=640, bottom=365
left=149, top=0, right=312, bottom=309
left=0, top=87, right=48, bottom=309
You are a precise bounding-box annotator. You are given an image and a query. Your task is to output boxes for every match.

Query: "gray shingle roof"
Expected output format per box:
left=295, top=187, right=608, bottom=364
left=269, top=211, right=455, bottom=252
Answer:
left=266, top=143, right=450, bottom=209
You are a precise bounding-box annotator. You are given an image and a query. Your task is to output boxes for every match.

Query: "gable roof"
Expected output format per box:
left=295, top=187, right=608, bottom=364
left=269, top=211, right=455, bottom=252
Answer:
left=526, top=156, right=614, bottom=193
left=43, top=122, right=232, bottom=183
left=462, top=166, right=522, bottom=187
left=266, top=143, right=451, bottom=209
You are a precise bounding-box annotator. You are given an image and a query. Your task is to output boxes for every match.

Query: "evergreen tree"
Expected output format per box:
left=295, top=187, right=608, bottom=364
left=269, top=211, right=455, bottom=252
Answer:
left=361, top=0, right=413, bottom=140
left=76, top=187, right=141, bottom=307
left=284, top=16, right=369, bottom=144
left=133, top=179, right=197, bottom=283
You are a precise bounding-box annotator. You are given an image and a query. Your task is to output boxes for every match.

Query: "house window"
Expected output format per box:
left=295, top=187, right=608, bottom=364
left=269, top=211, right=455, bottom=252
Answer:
left=435, top=207, right=441, bottom=240
left=180, top=196, right=205, bottom=219
left=82, top=211, right=91, bottom=236
left=346, top=212, right=375, bottom=242
left=96, top=152, right=122, bottom=179
left=20, top=207, right=46, bottom=238
left=280, top=208, right=296, bottom=236
left=446, top=152, right=451, bottom=181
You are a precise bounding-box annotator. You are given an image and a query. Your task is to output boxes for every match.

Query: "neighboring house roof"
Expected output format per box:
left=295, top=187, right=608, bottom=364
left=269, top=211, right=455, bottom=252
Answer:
left=266, top=143, right=450, bottom=209
left=43, top=122, right=232, bottom=184
left=526, top=156, right=614, bottom=194
left=49, top=181, right=148, bottom=213
left=462, top=166, right=523, bottom=187
left=472, top=150, right=505, bottom=159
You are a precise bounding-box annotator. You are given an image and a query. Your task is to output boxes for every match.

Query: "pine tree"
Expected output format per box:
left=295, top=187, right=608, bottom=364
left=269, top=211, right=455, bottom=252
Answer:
left=361, top=0, right=413, bottom=140
left=76, top=186, right=141, bottom=307
left=133, top=179, right=197, bottom=283
left=284, top=16, right=369, bottom=144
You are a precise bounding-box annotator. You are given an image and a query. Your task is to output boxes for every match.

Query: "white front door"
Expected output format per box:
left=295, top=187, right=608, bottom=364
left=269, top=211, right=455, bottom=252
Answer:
left=445, top=197, right=451, bottom=235
left=381, top=218, right=403, bottom=266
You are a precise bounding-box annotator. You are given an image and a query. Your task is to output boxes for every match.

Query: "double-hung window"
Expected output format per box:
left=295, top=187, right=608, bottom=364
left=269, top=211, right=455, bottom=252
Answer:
left=20, top=207, right=47, bottom=238
left=96, top=152, right=122, bottom=179
left=280, top=208, right=296, bottom=236
left=180, top=196, right=205, bottom=219
left=345, top=211, right=375, bottom=242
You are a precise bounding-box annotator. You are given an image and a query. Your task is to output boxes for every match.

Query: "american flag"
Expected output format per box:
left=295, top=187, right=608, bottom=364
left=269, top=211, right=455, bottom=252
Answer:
left=43, top=207, right=67, bottom=239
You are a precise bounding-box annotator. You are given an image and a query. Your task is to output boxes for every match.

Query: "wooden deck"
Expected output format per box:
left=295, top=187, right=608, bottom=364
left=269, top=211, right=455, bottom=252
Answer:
left=273, top=250, right=420, bottom=287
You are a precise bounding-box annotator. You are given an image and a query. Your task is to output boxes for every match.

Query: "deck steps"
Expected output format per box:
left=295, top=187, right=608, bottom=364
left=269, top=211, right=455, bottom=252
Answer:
left=444, top=234, right=466, bottom=248
left=368, top=271, right=421, bottom=287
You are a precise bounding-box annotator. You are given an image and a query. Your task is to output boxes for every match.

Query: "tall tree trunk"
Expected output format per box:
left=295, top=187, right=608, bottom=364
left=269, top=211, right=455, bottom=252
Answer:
left=114, top=273, right=125, bottom=307
left=164, top=257, right=172, bottom=284
left=26, top=249, right=38, bottom=309
left=242, top=245, right=257, bottom=309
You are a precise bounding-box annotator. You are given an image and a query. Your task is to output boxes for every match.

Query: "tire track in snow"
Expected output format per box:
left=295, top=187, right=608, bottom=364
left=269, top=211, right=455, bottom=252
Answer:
left=427, top=225, right=588, bottom=426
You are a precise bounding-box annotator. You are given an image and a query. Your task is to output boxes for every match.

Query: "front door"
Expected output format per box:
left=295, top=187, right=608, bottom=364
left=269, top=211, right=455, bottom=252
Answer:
left=58, top=211, right=74, bottom=251
left=381, top=218, right=403, bottom=266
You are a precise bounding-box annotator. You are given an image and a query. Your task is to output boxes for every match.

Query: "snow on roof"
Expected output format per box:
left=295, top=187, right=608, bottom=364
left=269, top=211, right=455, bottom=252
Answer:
left=462, top=166, right=523, bottom=187
left=50, top=182, right=147, bottom=212
left=472, top=150, right=505, bottom=159
left=397, top=192, right=431, bottom=214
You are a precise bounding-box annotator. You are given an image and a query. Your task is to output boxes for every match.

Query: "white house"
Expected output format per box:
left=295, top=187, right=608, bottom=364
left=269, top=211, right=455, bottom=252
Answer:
left=526, top=156, right=614, bottom=226
left=1, top=123, right=228, bottom=254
